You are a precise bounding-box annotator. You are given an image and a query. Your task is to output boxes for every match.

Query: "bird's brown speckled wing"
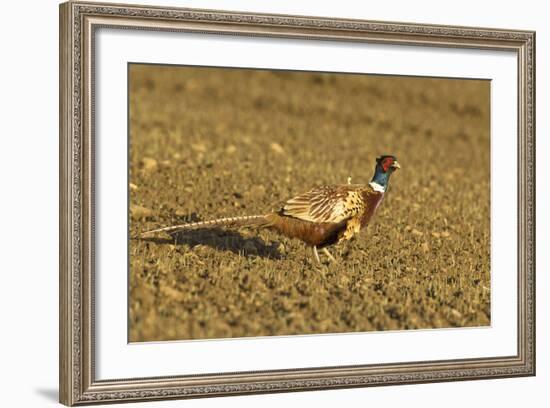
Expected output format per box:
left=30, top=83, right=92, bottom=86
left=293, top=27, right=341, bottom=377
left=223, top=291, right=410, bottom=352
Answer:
left=281, top=184, right=367, bottom=224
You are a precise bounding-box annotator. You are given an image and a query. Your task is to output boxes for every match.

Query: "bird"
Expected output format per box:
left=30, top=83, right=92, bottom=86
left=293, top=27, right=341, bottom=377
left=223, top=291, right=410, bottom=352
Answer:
left=141, top=155, right=400, bottom=263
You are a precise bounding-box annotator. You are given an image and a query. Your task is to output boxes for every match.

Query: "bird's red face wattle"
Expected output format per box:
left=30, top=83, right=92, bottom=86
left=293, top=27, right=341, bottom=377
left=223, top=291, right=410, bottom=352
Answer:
left=380, top=157, right=400, bottom=172
left=381, top=157, right=394, bottom=172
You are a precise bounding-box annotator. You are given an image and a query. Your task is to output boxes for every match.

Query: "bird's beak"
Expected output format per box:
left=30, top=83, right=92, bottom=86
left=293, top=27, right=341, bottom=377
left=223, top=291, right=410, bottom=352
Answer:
left=391, top=161, right=401, bottom=170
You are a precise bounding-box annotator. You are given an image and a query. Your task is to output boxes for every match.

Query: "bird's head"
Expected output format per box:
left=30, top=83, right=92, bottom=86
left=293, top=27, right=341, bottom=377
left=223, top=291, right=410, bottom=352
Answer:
left=375, top=155, right=400, bottom=173
left=370, top=155, right=400, bottom=191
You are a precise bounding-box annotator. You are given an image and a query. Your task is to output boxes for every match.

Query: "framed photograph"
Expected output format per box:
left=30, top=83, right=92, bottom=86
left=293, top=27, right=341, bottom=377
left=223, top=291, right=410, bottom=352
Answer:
left=59, top=1, right=535, bottom=405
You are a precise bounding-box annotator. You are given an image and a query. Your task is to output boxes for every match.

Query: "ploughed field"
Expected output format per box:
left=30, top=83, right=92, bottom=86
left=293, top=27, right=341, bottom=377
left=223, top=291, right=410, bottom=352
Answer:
left=129, top=65, right=490, bottom=342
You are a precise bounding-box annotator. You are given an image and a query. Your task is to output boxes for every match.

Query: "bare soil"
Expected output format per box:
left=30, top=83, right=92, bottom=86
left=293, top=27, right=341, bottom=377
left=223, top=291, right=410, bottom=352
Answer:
left=129, top=64, right=490, bottom=342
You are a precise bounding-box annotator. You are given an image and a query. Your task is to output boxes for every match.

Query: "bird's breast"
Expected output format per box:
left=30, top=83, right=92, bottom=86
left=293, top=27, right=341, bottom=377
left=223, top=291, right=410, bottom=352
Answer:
left=360, top=191, right=385, bottom=227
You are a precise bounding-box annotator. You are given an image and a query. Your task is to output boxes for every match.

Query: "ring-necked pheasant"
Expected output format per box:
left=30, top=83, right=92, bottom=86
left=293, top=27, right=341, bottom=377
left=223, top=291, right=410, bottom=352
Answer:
left=141, top=155, right=400, bottom=263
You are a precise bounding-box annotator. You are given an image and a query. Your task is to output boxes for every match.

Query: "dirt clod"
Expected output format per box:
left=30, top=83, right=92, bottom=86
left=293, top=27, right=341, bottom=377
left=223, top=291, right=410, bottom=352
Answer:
left=141, top=157, right=157, bottom=171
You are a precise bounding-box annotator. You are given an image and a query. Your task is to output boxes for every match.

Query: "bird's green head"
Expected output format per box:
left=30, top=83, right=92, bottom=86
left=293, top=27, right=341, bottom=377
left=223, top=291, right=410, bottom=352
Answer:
left=370, top=155, right=400, bottom=191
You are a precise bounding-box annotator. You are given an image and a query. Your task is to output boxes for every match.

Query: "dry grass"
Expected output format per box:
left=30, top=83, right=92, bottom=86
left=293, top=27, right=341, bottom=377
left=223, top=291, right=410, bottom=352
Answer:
left=128, top=64, right=490, bottom=342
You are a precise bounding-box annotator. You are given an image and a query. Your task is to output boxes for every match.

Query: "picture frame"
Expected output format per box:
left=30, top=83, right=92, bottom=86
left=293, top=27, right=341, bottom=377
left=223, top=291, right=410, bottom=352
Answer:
left=59, top=1, right=535, bottom=405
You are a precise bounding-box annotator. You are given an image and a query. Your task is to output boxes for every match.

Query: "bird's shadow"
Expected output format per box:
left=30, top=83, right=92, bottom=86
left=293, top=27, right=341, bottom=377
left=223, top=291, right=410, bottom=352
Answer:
left=139, top=227, right=282, bottom=259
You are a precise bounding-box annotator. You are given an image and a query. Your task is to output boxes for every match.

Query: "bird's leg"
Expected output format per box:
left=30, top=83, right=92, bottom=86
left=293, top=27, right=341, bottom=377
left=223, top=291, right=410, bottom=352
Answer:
left=322, top=247, right=337, bottom=263
left=312, top=245, right=321, bottom=264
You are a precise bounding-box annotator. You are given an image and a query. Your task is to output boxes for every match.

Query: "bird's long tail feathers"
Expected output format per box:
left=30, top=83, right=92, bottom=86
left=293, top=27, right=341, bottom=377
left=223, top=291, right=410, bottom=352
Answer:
left=140, top=215, right=272, bottom=238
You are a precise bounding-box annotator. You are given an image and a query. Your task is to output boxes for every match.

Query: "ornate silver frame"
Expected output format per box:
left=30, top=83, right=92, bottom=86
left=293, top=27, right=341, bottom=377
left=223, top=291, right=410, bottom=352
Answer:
left=59, top=1, right=535, bottom=405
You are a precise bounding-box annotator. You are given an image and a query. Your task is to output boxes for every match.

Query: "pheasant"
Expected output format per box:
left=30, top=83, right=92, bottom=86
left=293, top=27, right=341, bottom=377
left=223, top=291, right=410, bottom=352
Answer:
left=141, top=155, right=400, bottom=263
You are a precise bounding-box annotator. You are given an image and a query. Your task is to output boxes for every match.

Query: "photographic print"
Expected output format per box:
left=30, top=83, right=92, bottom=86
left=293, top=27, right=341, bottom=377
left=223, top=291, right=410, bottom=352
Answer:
left=129, top=64, right=490, bottom=342
left=60, top=3, right=535, bottom=404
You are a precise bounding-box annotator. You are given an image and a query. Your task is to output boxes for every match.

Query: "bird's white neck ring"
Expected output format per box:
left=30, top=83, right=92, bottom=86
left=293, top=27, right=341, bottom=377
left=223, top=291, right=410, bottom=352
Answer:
left=369, top=181, right=386, bottom=193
